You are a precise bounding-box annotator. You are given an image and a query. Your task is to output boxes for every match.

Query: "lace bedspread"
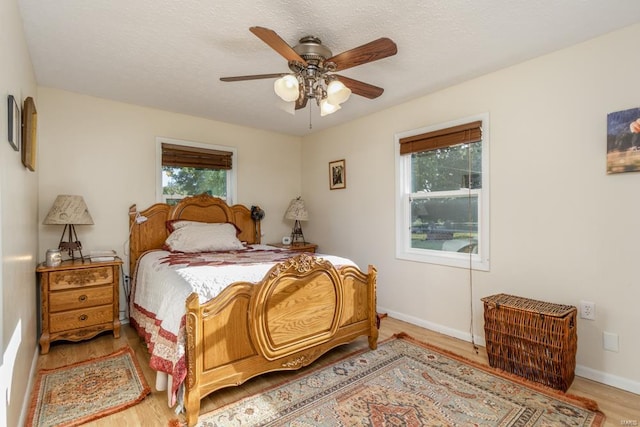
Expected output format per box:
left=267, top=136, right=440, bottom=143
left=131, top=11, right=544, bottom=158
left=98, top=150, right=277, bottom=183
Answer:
left=129, top=244, right=355, bottom=406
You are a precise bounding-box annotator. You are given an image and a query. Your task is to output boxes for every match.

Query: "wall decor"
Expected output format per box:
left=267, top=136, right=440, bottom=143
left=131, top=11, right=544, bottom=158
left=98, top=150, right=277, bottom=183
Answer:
left=607, top=107, right=640, bottom=174
left=22, top=96, right=37, bottom=171
left=329, top=159, right=346, bottom=190
left=7, top=95, right=20, bottom=151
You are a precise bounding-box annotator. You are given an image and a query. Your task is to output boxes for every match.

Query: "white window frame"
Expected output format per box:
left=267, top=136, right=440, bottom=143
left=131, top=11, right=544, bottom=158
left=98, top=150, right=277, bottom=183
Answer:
left=156, top=137, right=237, bottom=204
left=395, top=113, right=490, bottom=271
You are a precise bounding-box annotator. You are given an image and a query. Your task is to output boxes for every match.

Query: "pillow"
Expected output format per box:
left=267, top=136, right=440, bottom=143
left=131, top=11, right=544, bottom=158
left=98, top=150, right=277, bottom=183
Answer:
left=164, top=222, right=245, bottom=253
left=166, top=219, right=242, bottom=235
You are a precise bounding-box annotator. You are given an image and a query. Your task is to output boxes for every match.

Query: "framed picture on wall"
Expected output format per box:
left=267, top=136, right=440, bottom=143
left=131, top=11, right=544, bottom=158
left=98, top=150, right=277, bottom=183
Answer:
left=22, top=97, right=37, bottom=171
left=607, top=107, right=640, bottom=174
left=329, top=159, right=346, bottom=190
left=7, top=95, right=20, bottom=152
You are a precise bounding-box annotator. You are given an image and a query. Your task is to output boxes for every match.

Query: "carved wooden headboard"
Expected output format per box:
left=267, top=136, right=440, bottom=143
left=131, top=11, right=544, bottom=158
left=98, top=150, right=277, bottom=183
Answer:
left=128, top=194, right=261, bottom=275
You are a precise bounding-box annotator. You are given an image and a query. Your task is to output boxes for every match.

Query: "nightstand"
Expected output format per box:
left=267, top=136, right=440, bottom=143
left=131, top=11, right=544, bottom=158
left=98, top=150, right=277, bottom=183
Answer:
left=36, top=258, right=123, bottom=354
left=268, top=242, right=318, bottom=253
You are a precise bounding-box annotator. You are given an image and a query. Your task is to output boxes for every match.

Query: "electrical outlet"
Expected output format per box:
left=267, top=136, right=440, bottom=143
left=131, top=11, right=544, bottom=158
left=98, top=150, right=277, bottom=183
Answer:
left=580, top=300, right=596, bottom=320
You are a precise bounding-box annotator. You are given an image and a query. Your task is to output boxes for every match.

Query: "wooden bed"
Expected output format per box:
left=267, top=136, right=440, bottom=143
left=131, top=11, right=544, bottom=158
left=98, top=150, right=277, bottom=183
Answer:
left=128, top=194, right=378, bottom=426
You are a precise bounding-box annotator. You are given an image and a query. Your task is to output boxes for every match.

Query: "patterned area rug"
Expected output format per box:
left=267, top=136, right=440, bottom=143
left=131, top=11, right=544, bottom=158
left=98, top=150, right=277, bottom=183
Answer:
left=186, top=333, right=604, bottom=426
left=26, top=346, right=150, bottom=427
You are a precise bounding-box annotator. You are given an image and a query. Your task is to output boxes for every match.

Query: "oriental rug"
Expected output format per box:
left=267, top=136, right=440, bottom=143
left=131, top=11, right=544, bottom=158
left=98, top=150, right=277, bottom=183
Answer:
left=183, top=333, right=604, bottom=427
left=26, top=346, right=150, bottom=427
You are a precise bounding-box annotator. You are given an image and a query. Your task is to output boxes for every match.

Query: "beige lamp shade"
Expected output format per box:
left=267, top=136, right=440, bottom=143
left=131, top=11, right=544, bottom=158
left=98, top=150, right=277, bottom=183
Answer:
left=284, top=197, right=309, bottom=221
left=284, top=197, right=308, bottom=244
left=43, top=195, right=94, bottom=225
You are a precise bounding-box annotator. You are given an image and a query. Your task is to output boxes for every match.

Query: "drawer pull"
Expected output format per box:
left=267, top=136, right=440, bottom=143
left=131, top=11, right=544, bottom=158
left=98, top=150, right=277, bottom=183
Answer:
left=78, top=295, right=88, bottom=302
left=79, top=314, right=88, bottom=321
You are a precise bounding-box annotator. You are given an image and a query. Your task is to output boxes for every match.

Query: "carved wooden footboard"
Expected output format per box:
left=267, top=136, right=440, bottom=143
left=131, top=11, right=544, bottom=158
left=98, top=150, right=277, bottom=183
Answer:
left=183, top=254, right=378, bottom=426
left=128, top=195, right=378, bottom=426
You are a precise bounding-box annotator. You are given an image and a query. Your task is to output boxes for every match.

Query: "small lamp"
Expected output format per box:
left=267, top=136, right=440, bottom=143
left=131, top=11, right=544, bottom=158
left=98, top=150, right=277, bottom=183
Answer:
left=284, top=197, right=309, bottom=244
left=43, top=195, right=94, bottom=261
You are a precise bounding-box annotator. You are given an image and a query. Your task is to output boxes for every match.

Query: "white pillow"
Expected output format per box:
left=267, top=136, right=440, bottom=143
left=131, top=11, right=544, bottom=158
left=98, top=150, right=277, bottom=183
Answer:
left=164, top=222, right=245, bottom=253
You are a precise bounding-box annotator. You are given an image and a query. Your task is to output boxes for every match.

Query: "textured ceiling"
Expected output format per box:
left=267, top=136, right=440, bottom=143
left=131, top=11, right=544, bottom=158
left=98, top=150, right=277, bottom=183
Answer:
left=17, top=0, right=640, bottom=136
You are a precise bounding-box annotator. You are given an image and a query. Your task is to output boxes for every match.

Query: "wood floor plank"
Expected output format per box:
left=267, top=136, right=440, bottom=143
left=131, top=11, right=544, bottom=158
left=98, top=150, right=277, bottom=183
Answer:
left=33, top=317, right=639, bottom=426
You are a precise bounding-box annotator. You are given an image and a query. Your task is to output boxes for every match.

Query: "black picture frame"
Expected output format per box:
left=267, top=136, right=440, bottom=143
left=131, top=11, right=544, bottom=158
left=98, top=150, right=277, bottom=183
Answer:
left=7, top=95, right=20, bottom=152
left=329, top=159, right=346, bottom=190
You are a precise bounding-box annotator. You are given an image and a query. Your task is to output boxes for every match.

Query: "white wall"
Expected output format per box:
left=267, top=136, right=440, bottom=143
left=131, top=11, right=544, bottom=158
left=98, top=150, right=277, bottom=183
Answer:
left=36, top=88, right=303, bottom=316
left=302, top=23, right=640, bottom=393
left=0, top=0, right=38, bottom=425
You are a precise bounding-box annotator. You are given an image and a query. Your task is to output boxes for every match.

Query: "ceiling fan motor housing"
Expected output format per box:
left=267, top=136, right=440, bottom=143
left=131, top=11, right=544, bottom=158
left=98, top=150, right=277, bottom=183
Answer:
left=290, top=36, right=337, bottom=101
left=293, top=36, right=333, bottom=63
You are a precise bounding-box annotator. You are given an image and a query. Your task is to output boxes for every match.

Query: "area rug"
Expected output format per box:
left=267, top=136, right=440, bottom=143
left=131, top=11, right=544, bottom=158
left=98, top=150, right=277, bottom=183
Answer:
left=181, top=333, right=604, bottom=426
left=26, top=345, right=151, bottom=427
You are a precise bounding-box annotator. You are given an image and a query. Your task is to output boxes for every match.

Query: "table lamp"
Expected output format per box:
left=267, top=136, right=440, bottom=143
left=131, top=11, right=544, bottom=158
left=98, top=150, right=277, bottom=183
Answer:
left=43, top=195, right=94, bottom=261
left=284, top=197, right=309, bottom=244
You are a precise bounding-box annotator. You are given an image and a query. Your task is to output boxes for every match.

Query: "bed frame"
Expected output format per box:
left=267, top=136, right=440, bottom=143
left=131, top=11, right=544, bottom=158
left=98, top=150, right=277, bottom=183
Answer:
left=128, top=194, right=378, bottom=426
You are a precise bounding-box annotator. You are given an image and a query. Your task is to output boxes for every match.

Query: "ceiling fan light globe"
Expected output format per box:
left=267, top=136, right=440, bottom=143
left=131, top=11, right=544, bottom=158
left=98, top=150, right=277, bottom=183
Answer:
left=326, top=80, right=351, bottom=105
left=320, top=98, right=341, bottom=116
left=274, top=75, right=300, bottom=102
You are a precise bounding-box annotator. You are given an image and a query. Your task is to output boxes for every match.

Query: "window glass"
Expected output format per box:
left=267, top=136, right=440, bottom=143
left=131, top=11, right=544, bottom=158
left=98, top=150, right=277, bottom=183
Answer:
left=396, top=115, right=489, bottom=270
left=162, top=167, right=227, bottom=205
left=157, top=138, right=236, bottom=205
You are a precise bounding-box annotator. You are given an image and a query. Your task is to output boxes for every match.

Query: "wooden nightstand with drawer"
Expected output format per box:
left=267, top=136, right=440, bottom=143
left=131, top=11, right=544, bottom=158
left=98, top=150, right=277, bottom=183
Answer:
left=37, top=258, right=122, bottom=354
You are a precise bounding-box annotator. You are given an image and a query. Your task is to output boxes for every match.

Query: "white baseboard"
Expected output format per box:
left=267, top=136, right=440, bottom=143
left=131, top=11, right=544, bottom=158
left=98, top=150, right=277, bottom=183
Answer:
left=575, top=365, right=640, bottom=395
left=380, top=307, right=486, bottom=347
left=379, top=306, right=640, bottom=396
left=18, top=345, right=39, bottom=427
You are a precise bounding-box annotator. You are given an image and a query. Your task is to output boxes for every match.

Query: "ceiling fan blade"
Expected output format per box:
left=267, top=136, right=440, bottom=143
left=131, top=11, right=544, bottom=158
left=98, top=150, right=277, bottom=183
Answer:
left=249, top=26, right=308, bottom=66
left=334, top=75, right=384, bottom=99
left=220, top=73, right=287, bottom=82
left=327, top=38, right=397, bottom=71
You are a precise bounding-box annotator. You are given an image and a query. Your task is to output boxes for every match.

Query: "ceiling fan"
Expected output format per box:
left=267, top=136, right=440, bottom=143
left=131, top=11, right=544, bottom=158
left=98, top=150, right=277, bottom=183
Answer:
left=220, top=27, right=398, bottom=116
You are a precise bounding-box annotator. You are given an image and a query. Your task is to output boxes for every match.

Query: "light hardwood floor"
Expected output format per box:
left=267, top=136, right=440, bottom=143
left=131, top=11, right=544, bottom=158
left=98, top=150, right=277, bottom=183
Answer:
left=33, top=317, right=639, bottom=426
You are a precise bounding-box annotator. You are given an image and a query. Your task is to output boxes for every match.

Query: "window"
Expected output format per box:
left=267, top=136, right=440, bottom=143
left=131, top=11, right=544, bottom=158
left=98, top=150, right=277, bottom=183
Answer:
left=395, top=114, right=489, bottom=270
left=156, top=137, right=237, bottom=205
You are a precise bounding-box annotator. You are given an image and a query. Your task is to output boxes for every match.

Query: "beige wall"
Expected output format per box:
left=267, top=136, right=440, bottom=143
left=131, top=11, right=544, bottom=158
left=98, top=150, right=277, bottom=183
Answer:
left=1, top=0, right=38, bottom=425
left=302, top=23, right=640, bottom=393
left=37, top=88, right=302, bottom=278
left=9, top=13, right=639, bottom=422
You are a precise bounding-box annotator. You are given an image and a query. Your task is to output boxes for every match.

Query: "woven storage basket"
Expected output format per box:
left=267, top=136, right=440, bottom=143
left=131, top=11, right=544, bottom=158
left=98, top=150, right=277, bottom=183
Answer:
left=481, top=293, right=577, bottom=391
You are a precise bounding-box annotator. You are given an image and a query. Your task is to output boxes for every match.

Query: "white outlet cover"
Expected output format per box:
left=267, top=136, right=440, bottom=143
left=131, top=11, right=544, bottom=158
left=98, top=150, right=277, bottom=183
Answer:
left=603, top=331, right=619, bottom=352
left=580, top=300, right=596, bottom=320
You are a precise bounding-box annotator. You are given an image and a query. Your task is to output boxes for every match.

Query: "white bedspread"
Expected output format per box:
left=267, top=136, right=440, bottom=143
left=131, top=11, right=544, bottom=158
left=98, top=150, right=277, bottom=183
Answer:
left=130, top=244, right=356, bottom=406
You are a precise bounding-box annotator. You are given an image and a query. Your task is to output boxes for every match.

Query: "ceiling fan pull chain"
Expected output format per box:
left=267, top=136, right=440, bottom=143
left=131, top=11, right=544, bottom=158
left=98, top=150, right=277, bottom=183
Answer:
left=309, top=102, right=313, bottom=129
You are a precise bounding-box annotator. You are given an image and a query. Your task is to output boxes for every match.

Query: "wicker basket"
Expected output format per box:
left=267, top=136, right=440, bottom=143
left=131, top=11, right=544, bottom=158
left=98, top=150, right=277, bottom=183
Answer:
left=482, top=293, right=577, bottom=391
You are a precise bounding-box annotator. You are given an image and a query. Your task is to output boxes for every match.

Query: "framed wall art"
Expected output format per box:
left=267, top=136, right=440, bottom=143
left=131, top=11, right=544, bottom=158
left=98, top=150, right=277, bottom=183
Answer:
left=329, top=159, right=346, bottom=190
left=22, top=96, right=37, bottom=171
left=607, top=107, right=640, bottom=174
left=7, top=95, right=20, bottom=151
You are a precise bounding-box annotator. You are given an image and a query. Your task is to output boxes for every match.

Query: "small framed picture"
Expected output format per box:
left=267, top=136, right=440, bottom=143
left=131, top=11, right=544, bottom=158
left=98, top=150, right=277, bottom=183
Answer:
left=7, top=95, right=20, bottom=151
left=329, top=159, right=346, bottom=190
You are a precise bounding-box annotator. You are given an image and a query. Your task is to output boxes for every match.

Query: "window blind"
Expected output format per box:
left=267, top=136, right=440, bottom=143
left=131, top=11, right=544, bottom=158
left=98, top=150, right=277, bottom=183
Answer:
left=399, top=121, right=482, bottom=155
left=161, top=143, right=232, bottom=170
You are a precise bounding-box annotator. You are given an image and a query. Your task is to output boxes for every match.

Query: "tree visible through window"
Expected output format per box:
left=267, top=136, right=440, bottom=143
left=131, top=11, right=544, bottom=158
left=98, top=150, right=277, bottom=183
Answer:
left=159, top=140, right=235, bottom=205
left=396, top=115, right=489, bottom=270
left=163, top=167, right=227, bottom=204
